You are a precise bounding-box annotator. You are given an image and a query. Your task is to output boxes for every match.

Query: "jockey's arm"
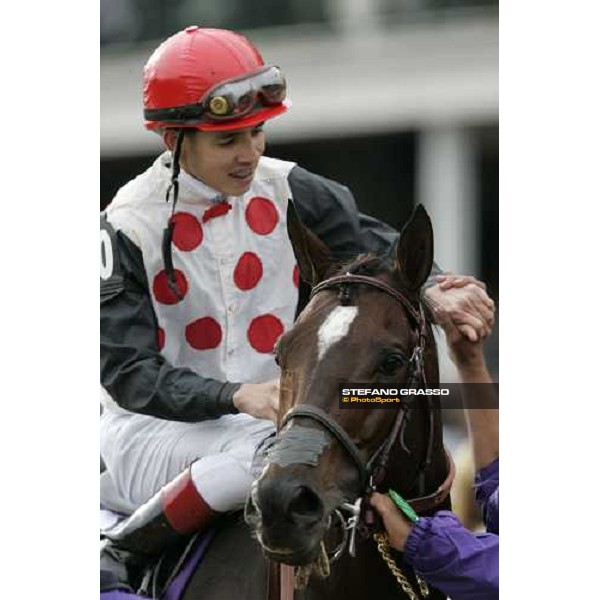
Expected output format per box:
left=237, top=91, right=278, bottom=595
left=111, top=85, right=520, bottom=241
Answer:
left=288, top=165, right=442, bottom=279
left=287, top=167, right=496, bottom=339
left=101, top=223, right=242, bottom=423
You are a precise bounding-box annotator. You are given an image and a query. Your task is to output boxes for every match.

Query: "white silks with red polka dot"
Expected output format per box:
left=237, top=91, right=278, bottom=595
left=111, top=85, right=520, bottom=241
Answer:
left=103, top=153, right=300, bottom=409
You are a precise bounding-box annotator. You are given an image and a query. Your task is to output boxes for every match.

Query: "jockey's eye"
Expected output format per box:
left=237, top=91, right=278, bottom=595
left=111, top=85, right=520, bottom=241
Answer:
left=378, top=353, right=405, bottom=377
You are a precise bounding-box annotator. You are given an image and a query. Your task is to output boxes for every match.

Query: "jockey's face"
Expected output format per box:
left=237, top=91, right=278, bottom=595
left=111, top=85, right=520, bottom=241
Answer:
left=167, top=124, right=266, bottom=196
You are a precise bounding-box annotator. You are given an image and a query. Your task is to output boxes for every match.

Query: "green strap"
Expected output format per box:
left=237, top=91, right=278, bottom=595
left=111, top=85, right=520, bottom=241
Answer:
left=388, top=489, right=420, bottom=524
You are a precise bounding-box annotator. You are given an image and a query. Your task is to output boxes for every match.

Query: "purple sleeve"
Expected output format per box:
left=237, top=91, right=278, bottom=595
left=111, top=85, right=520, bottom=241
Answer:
left=404, top=511, right=499, bottom=600
left=475, top=458, right=499, bottom=534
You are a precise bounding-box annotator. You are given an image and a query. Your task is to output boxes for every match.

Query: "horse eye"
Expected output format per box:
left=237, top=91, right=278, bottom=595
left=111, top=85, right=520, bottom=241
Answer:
left=378, top=354, right=405, bottom=376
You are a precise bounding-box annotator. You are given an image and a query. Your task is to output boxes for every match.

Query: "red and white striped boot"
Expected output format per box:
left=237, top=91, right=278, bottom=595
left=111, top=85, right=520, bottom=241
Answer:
left=100, top=467, right=218, bottom=591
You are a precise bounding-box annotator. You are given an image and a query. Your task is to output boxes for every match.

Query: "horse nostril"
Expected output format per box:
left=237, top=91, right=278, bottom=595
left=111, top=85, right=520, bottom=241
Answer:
left=287, top=485, right=323, bottom=524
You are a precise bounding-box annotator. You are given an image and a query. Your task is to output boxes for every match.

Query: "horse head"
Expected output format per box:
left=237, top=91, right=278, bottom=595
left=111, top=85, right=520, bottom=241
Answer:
left=245, top=203, right=451, bottom=572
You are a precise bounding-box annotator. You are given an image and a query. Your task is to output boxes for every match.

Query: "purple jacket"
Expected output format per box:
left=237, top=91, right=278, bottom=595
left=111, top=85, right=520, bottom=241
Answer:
left=403, top=458, right=499, bottom=600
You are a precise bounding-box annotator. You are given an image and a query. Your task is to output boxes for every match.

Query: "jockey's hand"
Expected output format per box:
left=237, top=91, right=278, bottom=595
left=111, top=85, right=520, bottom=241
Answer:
left=423, top=274, right=495, bottom=342
left=369, top=492, right=414, bottom=552
left=233, top=379, right=280, bottom=423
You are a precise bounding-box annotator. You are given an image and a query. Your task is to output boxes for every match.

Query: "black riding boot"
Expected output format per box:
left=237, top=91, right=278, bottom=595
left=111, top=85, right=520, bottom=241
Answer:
left=100, top=467, right=217, bottom=592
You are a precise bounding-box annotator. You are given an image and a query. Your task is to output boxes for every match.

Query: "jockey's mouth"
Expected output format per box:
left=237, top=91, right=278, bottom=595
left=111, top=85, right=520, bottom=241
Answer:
left=229, top=168, right=255, bottom=184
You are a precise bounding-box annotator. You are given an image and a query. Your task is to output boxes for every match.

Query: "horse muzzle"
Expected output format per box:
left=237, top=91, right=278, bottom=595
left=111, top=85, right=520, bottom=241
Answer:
left=245, top=474, right=327, bottom=566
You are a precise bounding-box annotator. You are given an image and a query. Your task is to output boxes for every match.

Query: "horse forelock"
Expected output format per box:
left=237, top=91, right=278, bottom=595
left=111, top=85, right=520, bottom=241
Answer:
left=337, top=252, right=391, bottom=278
left=339, top=251, right=438, bottom=328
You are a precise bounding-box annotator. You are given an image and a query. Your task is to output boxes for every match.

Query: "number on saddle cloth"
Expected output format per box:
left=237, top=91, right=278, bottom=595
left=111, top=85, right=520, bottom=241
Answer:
left=100, top=213, right=125, bottom=302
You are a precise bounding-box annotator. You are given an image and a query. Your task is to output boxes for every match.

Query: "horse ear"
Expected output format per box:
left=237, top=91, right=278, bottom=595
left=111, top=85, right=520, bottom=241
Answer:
left=287, top=201, right=332, bottom=286
left=395, top=204, right=434, bottom=291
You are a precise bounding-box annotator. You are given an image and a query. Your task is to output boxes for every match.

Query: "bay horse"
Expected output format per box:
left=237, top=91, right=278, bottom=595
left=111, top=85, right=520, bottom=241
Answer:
left=165, top=204, right=454, bottom=600
left=240, top=203, right=455, bottom=600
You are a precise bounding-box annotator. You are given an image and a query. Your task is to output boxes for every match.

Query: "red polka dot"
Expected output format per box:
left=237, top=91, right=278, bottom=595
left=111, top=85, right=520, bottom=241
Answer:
left=293, top=265, right=300, bottom=288
left=157, top=327, right=165, bottom=351
left=171, top=212, right=203, bottom=251
left=186, top=317, right=222, bottom=350
left=245, top=197, right=279, bottom=235
left=153, top=270, right=188, bottom=305
left=247, top=314, right=284, bottom=353
left=234, top=252, right=263, bottom=290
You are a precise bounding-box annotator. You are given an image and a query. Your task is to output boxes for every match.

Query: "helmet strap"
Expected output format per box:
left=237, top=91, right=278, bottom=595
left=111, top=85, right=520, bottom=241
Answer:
left=162, top=130, right=186, bottom=301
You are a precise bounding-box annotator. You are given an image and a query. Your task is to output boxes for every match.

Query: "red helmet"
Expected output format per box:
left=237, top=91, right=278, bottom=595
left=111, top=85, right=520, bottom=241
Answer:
left=143, top=26, right=289, bottom=132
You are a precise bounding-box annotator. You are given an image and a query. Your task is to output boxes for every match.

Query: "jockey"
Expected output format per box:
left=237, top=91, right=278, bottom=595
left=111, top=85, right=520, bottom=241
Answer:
left=100, top=26, right=495, bottom=590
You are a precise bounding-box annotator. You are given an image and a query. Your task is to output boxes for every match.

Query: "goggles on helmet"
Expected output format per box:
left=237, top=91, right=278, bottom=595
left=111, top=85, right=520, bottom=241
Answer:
left=144, top=66, right=286, bottom=126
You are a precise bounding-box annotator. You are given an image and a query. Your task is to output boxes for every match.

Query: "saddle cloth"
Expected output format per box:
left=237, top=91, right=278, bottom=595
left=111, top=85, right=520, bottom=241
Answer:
left=100, top=507, right=215, bottom=600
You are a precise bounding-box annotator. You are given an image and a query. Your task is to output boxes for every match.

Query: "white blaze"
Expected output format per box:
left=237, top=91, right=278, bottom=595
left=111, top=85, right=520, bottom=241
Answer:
left=317, top=306, right=359, bottom=361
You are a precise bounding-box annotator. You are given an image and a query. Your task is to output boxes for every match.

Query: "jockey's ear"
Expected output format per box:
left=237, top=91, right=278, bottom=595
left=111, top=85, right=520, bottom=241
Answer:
left=287, top=201, right=332, bottom=286
left=162, top=129, right=177, bottom=151
left=395, top=204, right=434, bottom=292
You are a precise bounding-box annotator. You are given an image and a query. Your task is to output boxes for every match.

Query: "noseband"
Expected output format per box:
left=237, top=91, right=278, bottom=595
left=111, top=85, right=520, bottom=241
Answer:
left=279, top=273, right=455, bottom=555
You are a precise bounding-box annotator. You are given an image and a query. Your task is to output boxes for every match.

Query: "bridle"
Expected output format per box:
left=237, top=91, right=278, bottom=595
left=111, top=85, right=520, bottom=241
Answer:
left=278, top=273, right=455, bottom=558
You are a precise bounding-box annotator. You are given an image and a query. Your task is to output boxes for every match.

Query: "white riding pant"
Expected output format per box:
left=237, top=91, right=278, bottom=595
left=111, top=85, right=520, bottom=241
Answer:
left=100, top=410, right=275, bottom=515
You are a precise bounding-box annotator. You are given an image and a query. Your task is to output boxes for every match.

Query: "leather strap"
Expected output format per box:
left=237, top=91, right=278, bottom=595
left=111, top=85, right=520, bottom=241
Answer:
left=266, top=558, right=279, bottom=600
left=367, top=408, right=409, bottom=488
left=311, top=274, right=422, bottom=326
left=408, top=448, right=455, bottom=513
left=280, top=564, right=295, bottom=600
left=281, top=405, right=368, bottom=487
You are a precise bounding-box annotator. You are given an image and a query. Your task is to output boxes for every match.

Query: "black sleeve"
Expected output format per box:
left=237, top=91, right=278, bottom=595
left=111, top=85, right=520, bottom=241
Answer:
left=288, top=166, right=443, bottom=279
left=100, top=215, right=241, bottom=422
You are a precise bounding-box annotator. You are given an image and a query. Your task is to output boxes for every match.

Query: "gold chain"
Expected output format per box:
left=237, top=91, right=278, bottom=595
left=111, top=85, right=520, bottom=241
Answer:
left=373, top=533, right=422, bottom=600
left=416, top=573, right=430, bottom=597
